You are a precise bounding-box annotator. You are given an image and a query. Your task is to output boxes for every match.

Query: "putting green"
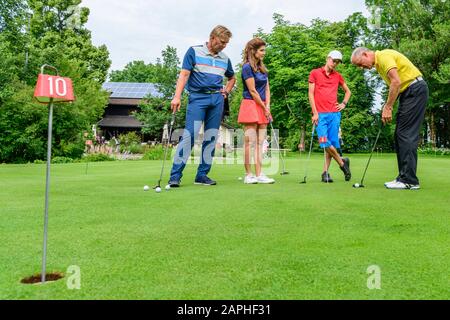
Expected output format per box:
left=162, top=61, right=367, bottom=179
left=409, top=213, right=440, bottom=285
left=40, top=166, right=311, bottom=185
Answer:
left=0, top=153, right=448, bottom=299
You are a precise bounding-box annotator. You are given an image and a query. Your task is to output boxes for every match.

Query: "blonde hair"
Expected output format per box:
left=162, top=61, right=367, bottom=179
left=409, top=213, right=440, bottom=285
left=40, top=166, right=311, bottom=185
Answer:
left=243, top=38, right=268, bottom=74
left=210, top=25, right=233, bottom=40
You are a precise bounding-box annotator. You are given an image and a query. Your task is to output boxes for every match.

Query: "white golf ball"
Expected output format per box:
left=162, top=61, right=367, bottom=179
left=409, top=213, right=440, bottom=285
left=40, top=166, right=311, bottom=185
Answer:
left=165, top=185, right=171, bottom=191
left=238, top=177, right=243, bottom=181
left=143, top=185, right=150, bottom=191
left=354, top=183, right=360, bottom=188
left=155, top=187, right=162, bottom=193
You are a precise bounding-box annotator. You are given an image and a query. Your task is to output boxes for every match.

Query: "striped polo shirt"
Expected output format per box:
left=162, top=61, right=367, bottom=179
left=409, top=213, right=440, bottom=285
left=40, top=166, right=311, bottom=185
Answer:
left=182, top=43, right=235, bottom=93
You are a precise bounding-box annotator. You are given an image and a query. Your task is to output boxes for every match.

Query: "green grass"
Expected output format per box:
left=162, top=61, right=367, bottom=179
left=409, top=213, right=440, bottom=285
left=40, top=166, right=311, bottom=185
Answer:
left=0, top=153, right=449, bottom=300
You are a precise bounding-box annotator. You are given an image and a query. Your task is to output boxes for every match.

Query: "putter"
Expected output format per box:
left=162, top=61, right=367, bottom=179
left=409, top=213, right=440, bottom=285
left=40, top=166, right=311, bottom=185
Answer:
left=154, top=113, right=176, bottom=190
left=268, top=119, right=289, bottom=175
left=301, top=125, right=316, bottom=184
left=353, top=124, right=383, bottom=189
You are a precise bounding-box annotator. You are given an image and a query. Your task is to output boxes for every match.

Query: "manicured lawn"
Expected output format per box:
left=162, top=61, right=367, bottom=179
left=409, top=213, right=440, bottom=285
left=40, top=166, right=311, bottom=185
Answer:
left=0, top=153, right=449, bottom=299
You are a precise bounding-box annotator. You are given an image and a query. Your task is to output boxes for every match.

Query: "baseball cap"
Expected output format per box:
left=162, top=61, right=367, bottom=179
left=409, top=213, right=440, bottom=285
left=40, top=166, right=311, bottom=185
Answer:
left=328, top=50, right=343, bottom=62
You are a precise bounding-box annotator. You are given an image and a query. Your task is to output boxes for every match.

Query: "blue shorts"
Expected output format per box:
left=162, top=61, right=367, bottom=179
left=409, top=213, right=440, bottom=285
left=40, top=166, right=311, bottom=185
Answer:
left=316, top=113, right=341, bottom=149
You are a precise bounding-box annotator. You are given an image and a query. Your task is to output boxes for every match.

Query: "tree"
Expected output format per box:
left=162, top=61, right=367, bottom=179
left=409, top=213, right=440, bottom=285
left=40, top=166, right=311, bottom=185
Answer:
left=0, top=0, right=111, bottom=163
left=255, top=14, right=379, bottom=152
left=365, top=0, right=450, bottom=147
left=133, top=46, right=186, bottom=140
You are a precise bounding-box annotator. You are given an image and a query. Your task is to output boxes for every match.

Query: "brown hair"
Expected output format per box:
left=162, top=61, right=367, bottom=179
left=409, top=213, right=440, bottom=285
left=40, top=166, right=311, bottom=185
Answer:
left=210, top=25, right=233, bottom=40
left=243, top=38, right=268, bottom=74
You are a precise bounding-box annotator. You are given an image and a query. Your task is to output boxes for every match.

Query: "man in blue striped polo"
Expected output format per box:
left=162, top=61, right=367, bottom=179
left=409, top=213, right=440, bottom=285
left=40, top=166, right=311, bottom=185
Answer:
left=168, top=25, right=236, bottom=187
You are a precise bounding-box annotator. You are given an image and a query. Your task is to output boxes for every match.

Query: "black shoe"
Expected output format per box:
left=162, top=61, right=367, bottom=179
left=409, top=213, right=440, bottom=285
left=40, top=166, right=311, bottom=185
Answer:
left=340, top=158, right=351, bottom=181
left=194, top=176, right=217, bottom=186
left=321, top=172, right=334, bottom=183
left=168, top=180, right=181, bottom=188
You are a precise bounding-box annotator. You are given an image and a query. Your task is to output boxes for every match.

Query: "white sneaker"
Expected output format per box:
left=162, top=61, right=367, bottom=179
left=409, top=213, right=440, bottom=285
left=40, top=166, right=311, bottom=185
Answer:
left=257, top=174, right=275, bottom=184
left=385, top=181, right=420, bottom=190
left=244, top=175, right=258, bottom=184
left=384, top=179, right=398, bottom=187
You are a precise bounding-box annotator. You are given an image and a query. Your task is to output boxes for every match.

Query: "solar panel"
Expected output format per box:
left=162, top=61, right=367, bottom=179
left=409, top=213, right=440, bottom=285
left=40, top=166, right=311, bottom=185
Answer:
left=102, top=82, right=163, bottom=99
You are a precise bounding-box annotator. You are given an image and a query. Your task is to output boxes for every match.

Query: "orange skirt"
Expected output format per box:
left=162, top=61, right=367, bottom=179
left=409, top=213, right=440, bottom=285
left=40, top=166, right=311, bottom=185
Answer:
left=238, top=99, right=269, bottom=125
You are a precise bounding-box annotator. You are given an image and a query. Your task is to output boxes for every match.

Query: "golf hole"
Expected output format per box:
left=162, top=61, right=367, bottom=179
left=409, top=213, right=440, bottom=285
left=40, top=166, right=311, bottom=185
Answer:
left=21, top=272, right=64, bottom=285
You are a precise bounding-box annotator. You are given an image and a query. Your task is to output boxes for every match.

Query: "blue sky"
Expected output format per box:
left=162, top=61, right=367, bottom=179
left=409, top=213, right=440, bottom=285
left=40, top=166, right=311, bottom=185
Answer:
left=82, top=0, right=369, bottom=72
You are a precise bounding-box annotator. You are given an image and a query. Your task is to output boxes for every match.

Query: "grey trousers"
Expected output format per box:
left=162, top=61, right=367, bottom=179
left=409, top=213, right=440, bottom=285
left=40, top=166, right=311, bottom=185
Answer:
left=395, top=80, right=429, bottom=185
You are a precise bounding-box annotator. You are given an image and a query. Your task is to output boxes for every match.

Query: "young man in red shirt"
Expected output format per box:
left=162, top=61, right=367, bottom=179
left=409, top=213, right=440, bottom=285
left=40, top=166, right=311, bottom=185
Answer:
left=309, top=50, right=352, bottom=183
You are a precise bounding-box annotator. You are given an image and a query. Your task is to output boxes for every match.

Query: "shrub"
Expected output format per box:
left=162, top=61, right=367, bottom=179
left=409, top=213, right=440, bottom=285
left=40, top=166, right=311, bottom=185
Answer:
left=52, top=156, right=74, bottom=164
left=81, top=153, right=115, bottom=162
left=127, top=143, right=145, bottom=154
left=60, top=140, right=85, bottom=159
left=418, top=147, right=450, bottom=156
left=142, top=145, right=172, bottom=160
left=118, top=132, right=141, bottom=147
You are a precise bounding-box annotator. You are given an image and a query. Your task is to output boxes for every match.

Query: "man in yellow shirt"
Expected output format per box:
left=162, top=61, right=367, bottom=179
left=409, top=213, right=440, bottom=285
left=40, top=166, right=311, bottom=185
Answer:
left=351, top=48, right=429, bottom=190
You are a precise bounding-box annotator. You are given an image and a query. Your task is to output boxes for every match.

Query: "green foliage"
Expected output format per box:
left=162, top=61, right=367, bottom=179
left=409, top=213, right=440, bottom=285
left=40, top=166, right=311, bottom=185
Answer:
left=118, top=131, right=141, bottom=147
left=60, top=137, right=85, bottom=159
left=142, top=145, right=172, bottom=160
left=254, top=13, right=380, bottom=152
left=81, top=153, right=115, bottom=162
left=0, top=0, right=111, bottom=163
left=117, top=132, right=144, bottom=154
left=131, top=46, right=187, bottom=140
left=51, top=156, right=73, bottom=163
left=365, top=0, right=450, bottom=147
left=418, top=145, right=450, bottom=156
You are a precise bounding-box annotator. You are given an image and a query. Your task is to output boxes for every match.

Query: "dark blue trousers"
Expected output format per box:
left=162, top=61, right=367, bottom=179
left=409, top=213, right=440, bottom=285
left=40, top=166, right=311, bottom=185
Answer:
left=169, top=92, right=224, bottom=182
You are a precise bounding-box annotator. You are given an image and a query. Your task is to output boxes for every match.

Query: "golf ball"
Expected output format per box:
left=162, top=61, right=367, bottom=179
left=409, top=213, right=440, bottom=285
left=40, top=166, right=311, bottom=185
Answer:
left=155, top=187, right=162, bottom=193
left=238, top=177, right=243, bottom=181
left=165, top=185, right=171, bottom=191
left=143, top=185, right=150, bottom=191
left=353, top=183, right=360, bottom=188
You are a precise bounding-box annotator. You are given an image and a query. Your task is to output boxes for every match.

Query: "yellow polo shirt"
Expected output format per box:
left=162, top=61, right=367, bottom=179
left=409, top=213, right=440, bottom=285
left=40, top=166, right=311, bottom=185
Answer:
left=375, top=49, right=423, bottom=93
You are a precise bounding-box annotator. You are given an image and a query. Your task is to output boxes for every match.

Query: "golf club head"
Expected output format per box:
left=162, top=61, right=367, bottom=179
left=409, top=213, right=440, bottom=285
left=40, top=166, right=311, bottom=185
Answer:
left=300, top=177, right=307, bottom=184
left=280, top=171, right=290, bottom=176
left=352, top=183, right=365, bottom=188
left=153, top=181, right=161, bottom=189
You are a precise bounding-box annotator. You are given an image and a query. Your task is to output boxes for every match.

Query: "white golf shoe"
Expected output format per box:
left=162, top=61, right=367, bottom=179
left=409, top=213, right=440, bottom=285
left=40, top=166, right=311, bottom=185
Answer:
left=384, top=179, right=398, bottom=187
left=385, top=181, right=420, bottom=190
left=244, top=175, right=258, bottom=184
left=257, top=174, right=275, bottom=184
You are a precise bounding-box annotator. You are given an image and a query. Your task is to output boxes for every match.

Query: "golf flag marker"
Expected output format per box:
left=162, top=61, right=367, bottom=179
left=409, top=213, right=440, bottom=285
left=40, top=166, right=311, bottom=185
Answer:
left=34, top=65, right=74, bottom=284
left=34, top=69, right=74, bottom=103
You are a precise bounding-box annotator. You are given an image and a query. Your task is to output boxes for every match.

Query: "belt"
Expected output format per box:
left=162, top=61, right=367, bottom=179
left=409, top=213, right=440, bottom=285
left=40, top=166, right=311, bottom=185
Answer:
left=191, top=90, right=221, bottom=95
left=408, top=76, right=424, bottom=87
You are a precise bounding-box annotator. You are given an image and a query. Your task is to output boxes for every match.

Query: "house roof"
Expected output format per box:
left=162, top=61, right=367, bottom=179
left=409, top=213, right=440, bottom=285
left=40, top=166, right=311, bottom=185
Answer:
left=97, top=115, right=143, bottom=128
left=102, top=82, right=163, bottom=99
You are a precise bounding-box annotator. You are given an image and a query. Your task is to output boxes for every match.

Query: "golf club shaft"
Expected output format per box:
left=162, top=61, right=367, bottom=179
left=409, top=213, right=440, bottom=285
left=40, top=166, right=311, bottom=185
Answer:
left=303, top=125, right=316, bottom=181
left=269, top=121, right=287, bottom=173
left=360, top=127, right=382, bottom=185
left=158, top=114, right=176, bottom=186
